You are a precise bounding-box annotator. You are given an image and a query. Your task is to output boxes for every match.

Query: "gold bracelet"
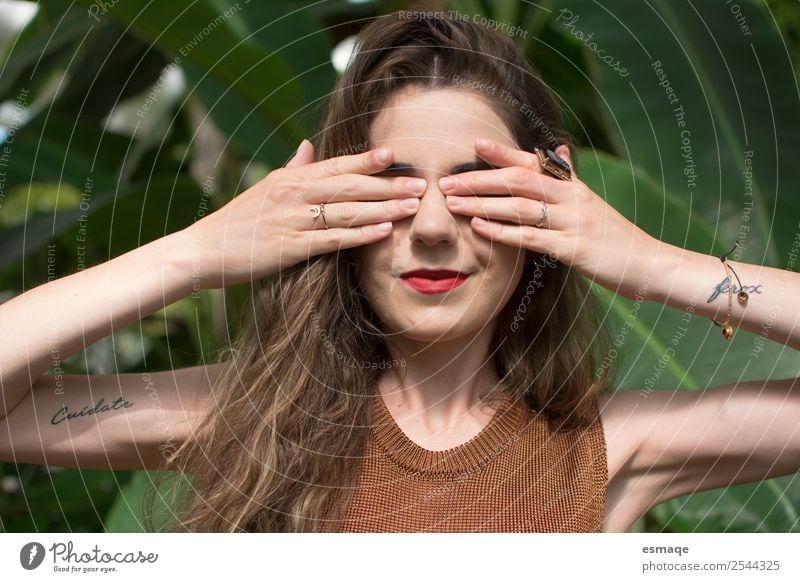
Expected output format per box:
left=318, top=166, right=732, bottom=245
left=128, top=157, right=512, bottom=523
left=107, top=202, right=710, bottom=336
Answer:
left=712, top=240, right=749, bottom=340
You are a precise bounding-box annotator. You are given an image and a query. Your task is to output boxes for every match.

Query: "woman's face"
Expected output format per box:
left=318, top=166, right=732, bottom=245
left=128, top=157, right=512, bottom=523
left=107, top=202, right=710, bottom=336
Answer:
left=352, top=86, right=526, bottom=342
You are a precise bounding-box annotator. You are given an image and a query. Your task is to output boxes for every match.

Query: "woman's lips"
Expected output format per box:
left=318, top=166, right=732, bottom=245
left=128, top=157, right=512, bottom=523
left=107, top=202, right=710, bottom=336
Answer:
left=399, top=271, right=470, bottom=295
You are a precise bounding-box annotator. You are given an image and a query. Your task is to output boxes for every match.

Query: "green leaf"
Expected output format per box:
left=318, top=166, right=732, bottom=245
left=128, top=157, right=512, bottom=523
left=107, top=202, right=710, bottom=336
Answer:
left=0, top=122, right=121, bottom=271
left=0, top=6, right=93, bottom=101
left=73, top=175, right=207, bottom=258
left=552, top=0, right=800, bottom=267
left=4, top=467, right=126, bottom=532
left=15, top=114, right=140, bottom=177
left=105, top=470, right=191, bottom=532
left=180, top=1, right=337, bottom=162
left=651, top=474, right=800, bottom=532
left=72, top=0, right=310, bottom=161
left=50, top=21, right=168, bottom=120
left=0, top=171, right=203, bottom=273
left=103, top=471, right=152, bottom=532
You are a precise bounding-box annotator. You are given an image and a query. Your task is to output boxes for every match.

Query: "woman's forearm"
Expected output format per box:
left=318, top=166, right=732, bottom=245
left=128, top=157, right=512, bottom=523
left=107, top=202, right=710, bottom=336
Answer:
left=643, top=241, right=800, bottom=350
left=0, top=230, right=195, bottom=417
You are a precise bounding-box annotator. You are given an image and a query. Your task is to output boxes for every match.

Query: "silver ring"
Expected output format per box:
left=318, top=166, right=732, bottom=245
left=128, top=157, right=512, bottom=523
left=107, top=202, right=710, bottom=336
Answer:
left=309, top=202, right=329, bottom=229
left=534, top=200, right=548, bottom=228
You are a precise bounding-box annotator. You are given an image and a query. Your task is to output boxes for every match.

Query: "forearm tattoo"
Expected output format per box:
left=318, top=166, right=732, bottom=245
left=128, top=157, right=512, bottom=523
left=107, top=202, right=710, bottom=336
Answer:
left=51, top=397, right=134, bottom=425
left=707, top=278, right=763, bottom=303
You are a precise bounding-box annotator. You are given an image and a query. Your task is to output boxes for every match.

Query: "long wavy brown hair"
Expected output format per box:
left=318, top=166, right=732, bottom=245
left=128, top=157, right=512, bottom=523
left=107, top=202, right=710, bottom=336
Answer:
left=144, top=10, right=616, bottom=533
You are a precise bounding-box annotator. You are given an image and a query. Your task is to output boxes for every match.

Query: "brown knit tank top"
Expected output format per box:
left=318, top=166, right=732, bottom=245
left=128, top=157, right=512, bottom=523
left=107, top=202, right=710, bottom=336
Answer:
left=324, top=393, right=608, bottom=532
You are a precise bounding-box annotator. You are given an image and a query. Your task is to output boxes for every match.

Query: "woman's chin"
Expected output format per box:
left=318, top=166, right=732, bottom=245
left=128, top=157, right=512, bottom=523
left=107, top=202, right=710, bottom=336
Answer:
left=386, top=320, right=483, bottom=343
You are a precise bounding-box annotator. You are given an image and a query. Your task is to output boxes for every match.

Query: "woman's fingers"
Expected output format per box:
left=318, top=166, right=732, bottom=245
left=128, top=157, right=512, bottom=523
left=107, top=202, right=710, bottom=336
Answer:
left=307, top=173, right=426, bottom=203
left=305, top=222, right=399, bottom=254
left=445, top=195, right=556, bottom=230
left=301, top=146, right=396, bottom=180
left=285, top=139, right=315, bottom=169
left=185, top=144, right=425, bottom=287
left=475, top=138, right=576, bottom=178
left=439, top=165, right=564, bottom=203
left=306, top=197, right=420, bottom=230
left=474, top=137, right=542, bottom=171
left=470, top=217, right=561, bottom=259
left=298, top=173, right=425, bottom=229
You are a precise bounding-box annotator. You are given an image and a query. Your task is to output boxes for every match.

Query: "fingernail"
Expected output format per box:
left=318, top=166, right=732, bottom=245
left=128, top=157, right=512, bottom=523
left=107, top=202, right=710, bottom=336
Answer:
left=476, top=138, right=491, bottom=150
left=375, top=222, right=392, bottom=233
left=400, top=198, right=420, bottom=210
left=439, top=176, right=456, bottom=190
left=375, top=148, right=391, bottom=163
left=405, top=178, right=427, bottom=193
left=446, top=195, right=462, bottom=206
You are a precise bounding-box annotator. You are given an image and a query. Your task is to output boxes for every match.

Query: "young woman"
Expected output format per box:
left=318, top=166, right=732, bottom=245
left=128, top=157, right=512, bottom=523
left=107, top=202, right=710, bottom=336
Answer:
left=1, top=12, right=798, bottom=533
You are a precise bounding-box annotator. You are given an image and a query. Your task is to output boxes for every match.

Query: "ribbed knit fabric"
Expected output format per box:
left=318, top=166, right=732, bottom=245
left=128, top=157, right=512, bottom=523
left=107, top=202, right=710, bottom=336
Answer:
left=324, top=393, right=608, bottom=532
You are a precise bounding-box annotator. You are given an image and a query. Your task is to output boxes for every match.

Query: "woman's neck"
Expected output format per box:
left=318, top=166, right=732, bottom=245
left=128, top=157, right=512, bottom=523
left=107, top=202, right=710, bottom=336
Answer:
left=378, top=324, right=508, bottom=428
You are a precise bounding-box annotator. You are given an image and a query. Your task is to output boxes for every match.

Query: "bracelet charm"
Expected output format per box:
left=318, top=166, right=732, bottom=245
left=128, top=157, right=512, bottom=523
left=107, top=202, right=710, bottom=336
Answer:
left=712, top=240, right=748, bottom=340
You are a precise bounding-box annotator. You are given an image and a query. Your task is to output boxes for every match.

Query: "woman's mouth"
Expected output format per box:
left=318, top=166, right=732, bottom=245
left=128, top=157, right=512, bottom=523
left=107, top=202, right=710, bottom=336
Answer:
left=399, top=269, right=470, bottom=295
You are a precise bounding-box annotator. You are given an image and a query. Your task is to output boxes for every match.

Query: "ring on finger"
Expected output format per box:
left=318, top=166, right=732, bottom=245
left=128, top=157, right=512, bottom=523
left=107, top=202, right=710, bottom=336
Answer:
left=310, top=202, right=329, bottom=229
left=534, top=200, right=548, bottom=228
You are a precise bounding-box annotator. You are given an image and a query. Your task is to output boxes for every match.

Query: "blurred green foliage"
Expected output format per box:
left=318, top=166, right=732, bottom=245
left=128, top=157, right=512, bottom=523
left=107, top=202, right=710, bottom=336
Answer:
left=1, top=0, right=799, bottom=533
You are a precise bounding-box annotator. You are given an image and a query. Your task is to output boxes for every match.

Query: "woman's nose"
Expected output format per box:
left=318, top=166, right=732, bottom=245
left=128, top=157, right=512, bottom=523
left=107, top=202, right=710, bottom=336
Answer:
left=407, top=176, right=460, bottom=246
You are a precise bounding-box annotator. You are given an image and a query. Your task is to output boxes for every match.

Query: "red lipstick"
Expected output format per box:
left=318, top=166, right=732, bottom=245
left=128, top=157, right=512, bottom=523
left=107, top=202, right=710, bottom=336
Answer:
left=399, top=269, right=470, bottom=295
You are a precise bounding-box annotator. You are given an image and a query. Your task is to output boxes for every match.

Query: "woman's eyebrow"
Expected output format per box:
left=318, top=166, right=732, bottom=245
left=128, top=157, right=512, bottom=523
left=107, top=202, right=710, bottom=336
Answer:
left=373, top=160, right=497, bottom=176
left=449, top=160, right=497, bottom=174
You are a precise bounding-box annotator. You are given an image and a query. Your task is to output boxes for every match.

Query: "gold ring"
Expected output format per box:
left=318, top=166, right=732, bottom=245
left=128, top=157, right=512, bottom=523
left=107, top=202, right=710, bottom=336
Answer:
left=534, top=147, right=572, bottom=181
left=309, top=202, right=329, bottom=229
left=534, top=200, right=548, bottom=228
